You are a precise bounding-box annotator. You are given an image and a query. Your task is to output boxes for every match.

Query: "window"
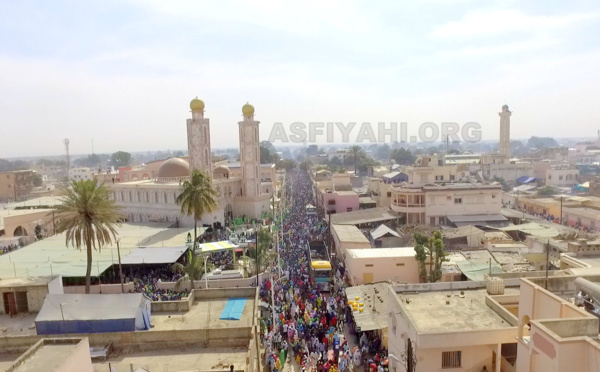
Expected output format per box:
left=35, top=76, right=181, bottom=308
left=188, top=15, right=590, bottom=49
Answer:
left=365, top=264, right=373, bottom=267
left=442, top=351, right=461, bottom=368
left=387, top=192, right=392, bottom=197
left=492, top=194, right=496, bottom=199
left=347, top=207, right=353, bottom=212
left=454, top=198, right=462, bottom=204
left=435, top=175, right=444, bottom=181
left=450, top=175, right=455, bottom=181
left=396, top=263, right=405, bottom=267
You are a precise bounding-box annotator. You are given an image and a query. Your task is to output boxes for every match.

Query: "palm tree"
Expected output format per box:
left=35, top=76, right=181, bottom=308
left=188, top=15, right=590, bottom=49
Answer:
left=171, top=250, right=213, bottom=289
left=348, top=145, right=364, bottom=175
left=54, top=179, right=123, bottom=294
left=176, top=170, right=218, bottom=251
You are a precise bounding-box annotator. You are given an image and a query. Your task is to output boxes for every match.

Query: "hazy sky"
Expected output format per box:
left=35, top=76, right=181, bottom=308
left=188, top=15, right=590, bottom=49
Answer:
left=1, top=0, right=600, bottom=157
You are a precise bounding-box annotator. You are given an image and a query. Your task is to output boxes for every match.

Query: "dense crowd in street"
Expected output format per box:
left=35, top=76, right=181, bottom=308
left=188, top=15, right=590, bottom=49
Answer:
left=261, top=168, right=387, bottom=372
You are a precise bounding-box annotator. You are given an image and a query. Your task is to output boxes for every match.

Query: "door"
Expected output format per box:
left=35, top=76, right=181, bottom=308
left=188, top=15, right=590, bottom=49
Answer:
left=363, top=273, right=373, bottom=284
left=15, top=292, right=28, bottom=313
left=3, top=293, right=16, bottom=317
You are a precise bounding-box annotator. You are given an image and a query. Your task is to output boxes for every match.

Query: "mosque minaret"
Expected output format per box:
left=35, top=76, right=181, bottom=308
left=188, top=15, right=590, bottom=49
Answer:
left=499, top=104, right=512, bottom=158
left=187, top=97, right=213, bottom=179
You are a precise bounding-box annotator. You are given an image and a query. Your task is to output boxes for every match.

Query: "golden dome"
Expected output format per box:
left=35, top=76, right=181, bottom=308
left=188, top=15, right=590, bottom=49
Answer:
left=157, top=157, right=190, bottom=179
left=242, top=102, right=255, bottom=116
left=190, top=97, right=205, bottom=111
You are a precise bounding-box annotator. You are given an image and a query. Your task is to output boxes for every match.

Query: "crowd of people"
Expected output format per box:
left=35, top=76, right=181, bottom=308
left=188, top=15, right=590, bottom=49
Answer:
left=0, top=243, right=21, bottom=255
left=261, top=168, right=387, bottom=372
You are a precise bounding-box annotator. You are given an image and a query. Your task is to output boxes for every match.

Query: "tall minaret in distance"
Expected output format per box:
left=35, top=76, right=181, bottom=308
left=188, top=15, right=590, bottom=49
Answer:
left=239, top=103, right=260, bottom=198
left=499, top=104, right=512, bottom=158
left=187, top=97, right=213, bottom=179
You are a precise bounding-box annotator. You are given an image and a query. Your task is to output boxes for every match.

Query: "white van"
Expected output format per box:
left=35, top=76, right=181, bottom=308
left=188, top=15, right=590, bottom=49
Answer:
left=202, top=268, right=243, bottom=280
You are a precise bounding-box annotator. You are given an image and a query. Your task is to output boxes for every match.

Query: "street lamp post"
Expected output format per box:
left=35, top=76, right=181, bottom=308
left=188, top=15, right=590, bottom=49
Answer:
left=204, top=254, right=209, bottom=290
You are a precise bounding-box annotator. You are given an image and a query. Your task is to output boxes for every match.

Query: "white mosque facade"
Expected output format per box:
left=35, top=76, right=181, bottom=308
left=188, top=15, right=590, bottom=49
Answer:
left=109, top=99, right=275, bottom=227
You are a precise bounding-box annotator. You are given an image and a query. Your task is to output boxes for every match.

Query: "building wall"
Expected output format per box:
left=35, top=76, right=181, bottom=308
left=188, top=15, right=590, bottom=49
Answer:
left=55, top=338, right=94, bottom=372
left=322, top=191, right=360, bottom=214
left=0, top=170, right=35, bottom=199
left=345, top=253, right=419, bottom=285
left=3, top=209, right=56, bottom=241
left=0, top=285, right=49, bottom=314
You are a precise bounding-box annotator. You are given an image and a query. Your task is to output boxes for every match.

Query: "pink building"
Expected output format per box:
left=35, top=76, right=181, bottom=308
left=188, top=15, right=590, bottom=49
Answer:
left=321, top=190, right=360, bottom=214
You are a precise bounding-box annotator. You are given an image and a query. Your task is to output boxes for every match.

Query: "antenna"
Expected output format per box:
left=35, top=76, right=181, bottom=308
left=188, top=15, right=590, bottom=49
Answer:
left=91, top=139, right=94, bottom=154
left=64, top=138, right=70, bottom=175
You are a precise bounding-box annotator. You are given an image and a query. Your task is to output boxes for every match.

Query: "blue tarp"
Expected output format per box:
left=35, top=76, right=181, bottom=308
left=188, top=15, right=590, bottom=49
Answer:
left=220, top=298, right=247, bottom=320
left=516, top=176, right=539, bottom=184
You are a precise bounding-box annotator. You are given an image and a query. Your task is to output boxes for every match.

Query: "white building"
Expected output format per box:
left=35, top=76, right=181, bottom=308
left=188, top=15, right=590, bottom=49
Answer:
left=109, top=99, right=273, bottom=225
left=390, top=183, right=502, bottom=226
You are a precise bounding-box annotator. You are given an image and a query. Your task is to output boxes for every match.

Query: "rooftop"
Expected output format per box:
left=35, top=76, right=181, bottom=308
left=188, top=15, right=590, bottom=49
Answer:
left=348, top=247, right=415, bottom=258
left=398, top=288, right=518, bottom=333
left=328, top=207, right=398, bottom=225
left=331, top=224, right=370, bottom=244
left=345, top=283, right=389, bottom=331
left=0, top=223, right=174, bottom=279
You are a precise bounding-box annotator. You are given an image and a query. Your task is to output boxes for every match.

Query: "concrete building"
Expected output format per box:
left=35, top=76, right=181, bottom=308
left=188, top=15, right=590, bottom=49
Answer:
left=533, top=162, right=579, bottom=188
left=345, top=247, right=419, bottom=285
left=516, top=275, right=600, bottom=372
left=109, top=99, right=274, bottom=225
left=331, top=224, right=371, bottom=259
left=390, top=183, right=502, bottom=225
left=68, top=167, right=94, bottom=181
left=388, top=283, right=518, bottom=372
left=0, top=277, right=63, bottom=316
left=0, top=208, right=56, bottom=242
left=321, top=190, right=360, bottom=214
left=0, top=170, right=35, bottom=200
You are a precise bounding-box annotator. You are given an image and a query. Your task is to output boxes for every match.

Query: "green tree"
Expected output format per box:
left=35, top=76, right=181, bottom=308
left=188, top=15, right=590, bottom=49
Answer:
left=391, top=148, right=416, bottom=165
left=492, top=176, right=509, bottom=190
left=536, top=186, right=558, bottom=196
left=176, top=170, right=218, bottom=251
left=277, top=159, right=297, bottom=172
left=171, top=250, right=214, bottom=289
left=299, top=159, right=312, bottom=172
left=32, top=174, right=43, bottom=187
left=348, top=145, right=364, bottom=174
left=527, top=136, right=559, bottom=149
left=413, top=231, right=447, bottom=283
left=110, top=151, right=132, bottom=168
left=306, top=145, right=319, bottom=156
left=54, top=179, right=123, bottom=293
left=375, top=144, right=391, bottom=160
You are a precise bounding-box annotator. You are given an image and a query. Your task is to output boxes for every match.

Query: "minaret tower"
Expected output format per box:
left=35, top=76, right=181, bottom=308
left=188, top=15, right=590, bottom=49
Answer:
left=239, top=103, right=260, bottom=198
left=187, top=97, right=212, bottom=180
left=499, top=104, right=512, bottom=158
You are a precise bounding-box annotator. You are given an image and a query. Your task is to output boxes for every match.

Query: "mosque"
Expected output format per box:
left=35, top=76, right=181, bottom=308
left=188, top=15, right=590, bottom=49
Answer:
left=109, top=98, right=276, bottom=227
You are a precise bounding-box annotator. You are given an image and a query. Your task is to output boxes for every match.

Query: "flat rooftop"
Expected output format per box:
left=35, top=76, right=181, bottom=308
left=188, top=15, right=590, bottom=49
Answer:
left=348, top=247, right=414, bottom=258
left=12, top=343, right=75, bottom=372
left=93, top=346, right=248, bottom=372
left=399, top=288, right=518, bottom=333
left=331, top=224, right=370, bottom=244
left=152, top=297, right=255, bottom=331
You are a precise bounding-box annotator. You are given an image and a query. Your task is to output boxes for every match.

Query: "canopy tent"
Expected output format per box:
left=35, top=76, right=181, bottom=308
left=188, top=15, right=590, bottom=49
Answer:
left=573, top=183, right=590, bottom=192
left=121, top=246, right=187, bottom=265
left=370, top=224, right=401, bottom=240
left=196, top=240, right=240, bottom=253
left=456, top=261, right=504, bottom=281
left=35, top=293, right=151, bottom=335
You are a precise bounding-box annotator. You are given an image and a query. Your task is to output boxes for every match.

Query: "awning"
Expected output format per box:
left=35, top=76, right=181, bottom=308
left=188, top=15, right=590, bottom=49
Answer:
left=121, top=246, right=188, bottom=264
left=196, top=240, right=239, bottom=253
left=370, top=224, right=401, bottom=240
left=456, top=261, right=504, bottom=281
